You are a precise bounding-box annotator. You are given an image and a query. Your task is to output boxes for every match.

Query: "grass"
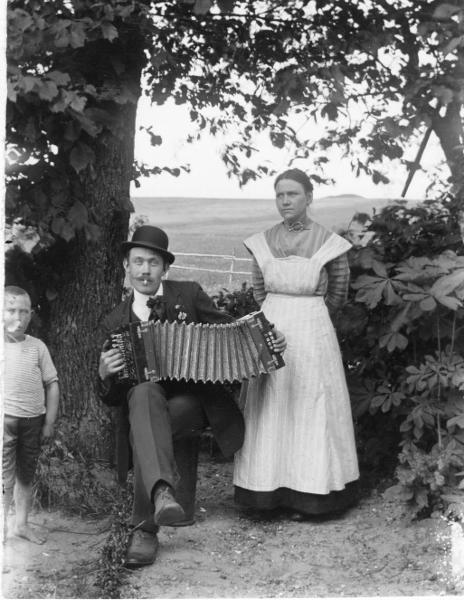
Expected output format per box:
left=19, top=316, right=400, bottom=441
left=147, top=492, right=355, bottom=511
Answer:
left=131, top=195, right=393, bottom=292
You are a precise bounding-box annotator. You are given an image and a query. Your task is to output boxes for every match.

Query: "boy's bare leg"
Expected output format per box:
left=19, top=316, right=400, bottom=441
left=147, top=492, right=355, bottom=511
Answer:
left=3, top=488, right=13, bottom=543
left=13, top=480, right=45, bottom=544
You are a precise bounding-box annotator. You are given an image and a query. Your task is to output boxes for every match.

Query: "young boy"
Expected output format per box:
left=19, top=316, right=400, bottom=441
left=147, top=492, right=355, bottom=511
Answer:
left=3, top=286, right=59, bottom=544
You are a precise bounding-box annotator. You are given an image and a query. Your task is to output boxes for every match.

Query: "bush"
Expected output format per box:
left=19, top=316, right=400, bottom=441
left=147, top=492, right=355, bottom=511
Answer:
left=340, top=193, right=464, bottom=517
left=212, top=282, right=259, bottom=317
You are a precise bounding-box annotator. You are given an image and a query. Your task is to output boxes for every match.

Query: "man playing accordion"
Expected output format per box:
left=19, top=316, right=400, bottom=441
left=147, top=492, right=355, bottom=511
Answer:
left=97, top=224, right=285, bottom=568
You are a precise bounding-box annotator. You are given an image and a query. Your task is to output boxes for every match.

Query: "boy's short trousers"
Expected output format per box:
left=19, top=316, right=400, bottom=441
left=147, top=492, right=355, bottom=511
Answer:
left=2, top=414, right=45, bottom=490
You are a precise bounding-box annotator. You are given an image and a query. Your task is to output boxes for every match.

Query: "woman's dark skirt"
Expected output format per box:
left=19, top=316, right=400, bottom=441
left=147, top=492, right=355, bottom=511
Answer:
left=234, top=480, right=359, bottom=515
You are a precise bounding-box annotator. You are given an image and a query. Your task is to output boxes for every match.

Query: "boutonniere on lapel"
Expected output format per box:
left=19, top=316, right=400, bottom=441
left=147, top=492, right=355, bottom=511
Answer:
left=174, top=296, right=188, bottom=323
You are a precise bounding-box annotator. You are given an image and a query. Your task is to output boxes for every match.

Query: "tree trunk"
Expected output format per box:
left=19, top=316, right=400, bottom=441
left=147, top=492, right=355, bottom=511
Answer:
left=432, top=100, right=464, bottom=186
left=432, top=46, right=464, bottom=196
left=44, top=32, right=146, bottom=460
left=432, top=100, right=464, bottom=241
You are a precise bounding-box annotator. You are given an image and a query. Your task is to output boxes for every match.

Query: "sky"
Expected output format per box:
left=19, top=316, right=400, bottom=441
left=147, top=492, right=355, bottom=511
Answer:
left=131, top=96, right=445, bottom=201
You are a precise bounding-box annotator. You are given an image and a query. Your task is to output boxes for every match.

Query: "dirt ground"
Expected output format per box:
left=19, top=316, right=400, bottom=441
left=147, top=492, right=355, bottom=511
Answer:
left=2, top=455, right=464, bottom=599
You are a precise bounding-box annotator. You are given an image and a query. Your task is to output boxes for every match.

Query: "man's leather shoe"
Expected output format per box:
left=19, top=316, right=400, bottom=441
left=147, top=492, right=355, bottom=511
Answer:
left=125, top=529, right=159, bottom=568
left=154, top=486, right=186, bottom=526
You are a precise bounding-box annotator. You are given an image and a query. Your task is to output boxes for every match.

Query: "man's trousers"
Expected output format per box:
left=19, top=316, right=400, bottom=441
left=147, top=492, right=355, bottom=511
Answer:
left=127, top=382, right=208, bottom=532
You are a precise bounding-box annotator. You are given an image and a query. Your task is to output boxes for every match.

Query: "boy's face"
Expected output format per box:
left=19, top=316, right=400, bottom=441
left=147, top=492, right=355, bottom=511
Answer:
left=4, top=293, right=32, bottom=340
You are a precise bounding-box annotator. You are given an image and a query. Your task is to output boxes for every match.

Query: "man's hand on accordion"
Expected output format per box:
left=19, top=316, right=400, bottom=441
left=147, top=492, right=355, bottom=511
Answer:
left=99, top=341, right=125, bottom=381
left=271, top=329, right=287, bottom=355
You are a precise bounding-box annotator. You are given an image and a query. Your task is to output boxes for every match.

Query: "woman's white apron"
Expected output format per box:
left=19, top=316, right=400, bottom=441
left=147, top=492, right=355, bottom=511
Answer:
left=233, top=232, right=359, bottom=493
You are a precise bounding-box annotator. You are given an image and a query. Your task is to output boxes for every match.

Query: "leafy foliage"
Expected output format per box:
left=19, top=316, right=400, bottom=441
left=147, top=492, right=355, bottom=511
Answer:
left=212, top=282, right=259, bottom=317
left=341, top=192, right=464, bottom=517
left=384, top=440, right=464, bottom=520
left=143, top=1, right=464, bottom=187
left=7, top=0, right=148, bottom=246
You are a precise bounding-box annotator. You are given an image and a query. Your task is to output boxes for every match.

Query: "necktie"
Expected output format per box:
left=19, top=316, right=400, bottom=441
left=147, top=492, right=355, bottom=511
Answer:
left=146, top=296, right=166, bottom=322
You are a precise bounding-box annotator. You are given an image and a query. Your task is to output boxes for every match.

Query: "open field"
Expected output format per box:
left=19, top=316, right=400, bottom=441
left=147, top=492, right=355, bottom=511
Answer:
left=131, top=195, right=394, bottom=291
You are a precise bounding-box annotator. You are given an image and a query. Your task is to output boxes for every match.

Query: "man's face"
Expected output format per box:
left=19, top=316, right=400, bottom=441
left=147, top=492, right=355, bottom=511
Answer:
left=124, top=247, right=168, bottom=296
left=4, top=293, right=32, bottom=339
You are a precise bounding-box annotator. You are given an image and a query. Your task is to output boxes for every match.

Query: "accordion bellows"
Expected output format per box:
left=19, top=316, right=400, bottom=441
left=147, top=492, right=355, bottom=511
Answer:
left=111, top=311, right=285, bottom=384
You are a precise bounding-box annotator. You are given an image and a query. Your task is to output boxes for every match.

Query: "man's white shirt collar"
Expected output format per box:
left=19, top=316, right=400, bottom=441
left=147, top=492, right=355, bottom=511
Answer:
left=132, top=283, right=164, bottom=321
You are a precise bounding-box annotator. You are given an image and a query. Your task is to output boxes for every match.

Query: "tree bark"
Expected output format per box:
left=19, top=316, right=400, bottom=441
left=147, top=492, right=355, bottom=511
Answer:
left=431, top=46, right=464, bottom=195
left=43, top=32, right=146, bottom=460
left=432, top=100, right=464, bottom=186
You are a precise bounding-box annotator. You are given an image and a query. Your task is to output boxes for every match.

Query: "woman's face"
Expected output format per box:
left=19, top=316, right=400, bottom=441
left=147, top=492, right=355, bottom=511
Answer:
left=275, top=178, right=312, bottom=223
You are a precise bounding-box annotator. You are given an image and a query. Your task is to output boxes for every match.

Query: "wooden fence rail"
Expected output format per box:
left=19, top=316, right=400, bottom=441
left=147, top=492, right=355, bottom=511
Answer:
left=167, top=252, right=252, bottom=286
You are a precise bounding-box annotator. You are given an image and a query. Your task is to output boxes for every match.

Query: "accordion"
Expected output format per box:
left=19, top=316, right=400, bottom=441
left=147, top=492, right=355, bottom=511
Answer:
left=111, top=311, right=285, bottom=385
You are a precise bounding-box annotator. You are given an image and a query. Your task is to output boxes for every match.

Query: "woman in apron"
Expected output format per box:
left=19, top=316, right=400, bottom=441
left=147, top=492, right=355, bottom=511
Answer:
left=233, top=168, right=359, bottom=519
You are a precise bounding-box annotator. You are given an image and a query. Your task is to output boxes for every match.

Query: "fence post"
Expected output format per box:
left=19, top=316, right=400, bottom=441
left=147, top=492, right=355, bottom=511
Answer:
left=228, top=256, right=234, bottom=287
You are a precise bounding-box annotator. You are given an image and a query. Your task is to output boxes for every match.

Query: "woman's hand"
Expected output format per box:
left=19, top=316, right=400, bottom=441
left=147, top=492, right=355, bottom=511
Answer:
left=98, top=347, right=125, bottom=380
left=272, top=329, right=287, bottom=354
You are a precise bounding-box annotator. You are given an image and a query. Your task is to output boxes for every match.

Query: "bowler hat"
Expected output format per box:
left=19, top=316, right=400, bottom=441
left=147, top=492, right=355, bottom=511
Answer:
left=122, top=225, right=175, bottom=264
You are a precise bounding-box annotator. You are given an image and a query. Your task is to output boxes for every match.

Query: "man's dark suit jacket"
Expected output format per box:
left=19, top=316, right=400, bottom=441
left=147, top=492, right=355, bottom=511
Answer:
left=98, top=280, right=245, bottom=483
